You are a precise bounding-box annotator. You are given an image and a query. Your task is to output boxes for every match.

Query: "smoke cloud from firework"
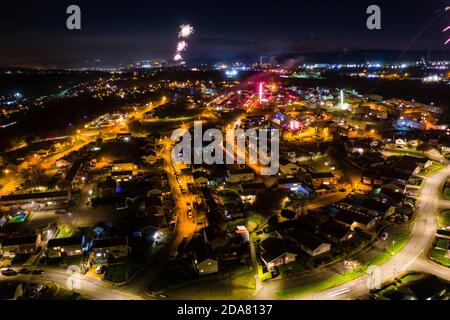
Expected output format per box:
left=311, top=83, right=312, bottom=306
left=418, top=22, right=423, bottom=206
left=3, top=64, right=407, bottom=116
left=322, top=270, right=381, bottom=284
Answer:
left=173, top=24, right=194, bottom=62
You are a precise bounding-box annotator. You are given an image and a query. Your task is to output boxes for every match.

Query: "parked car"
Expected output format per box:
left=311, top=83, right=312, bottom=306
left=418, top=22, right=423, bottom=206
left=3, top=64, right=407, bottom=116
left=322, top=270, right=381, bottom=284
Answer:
left=31, top=269, right=44, bottom=275
left=168, top=250, right=178, bottom=261
left=18, top=268, right=30, bottom=274
left=1, top=268, right=17, bottom=276
left=187, top=208, right=193, bottom=219
left=96, top=265, right=106, bottom=274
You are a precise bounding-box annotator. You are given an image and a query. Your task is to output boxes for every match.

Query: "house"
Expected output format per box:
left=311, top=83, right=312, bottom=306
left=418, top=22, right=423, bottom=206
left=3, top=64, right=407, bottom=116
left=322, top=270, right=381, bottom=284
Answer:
left=361, top=198, right=396, bottom=218
left=91, top=236, right=128, bottom=263
left=61, top=159, right=83, bottom=189
left=227, top=166, right=254, bottom=183
left=309, top=172, right=337, bottom=189
left=143, top=150, right=158, bottom=165
left=98, top=177, right=117, bottom=198
left=260, top=237, right=297, bottom=269
left=47, top=236, right=84, bottom=258
left=279, top=158, right=299, bottom=175
left=193, top=171, right=209, bottom=187
left=193, top=243, right=219, bottom=276
left=317, top=220, right=353, bottom=244
left=0, top=234, right=42, bottom=257
left=334, top=209, right=376, bottom=231
left=286, top=230, right=331, bottom=256
left=239, top=183, right=266, bottom=204
left=0, top=191, right=69, bottom=209
left=116, top=132, right=132, bottom=142
left=277, top=177, right=312, bottom=196
left=112, top=161, right=137, bottom=173
left=111, top=170, right=133, bottom=182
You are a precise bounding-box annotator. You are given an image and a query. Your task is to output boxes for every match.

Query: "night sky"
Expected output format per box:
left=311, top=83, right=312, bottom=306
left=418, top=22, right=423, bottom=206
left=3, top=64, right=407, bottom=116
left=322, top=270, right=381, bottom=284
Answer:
left=0, top=0, right=449, bottom=67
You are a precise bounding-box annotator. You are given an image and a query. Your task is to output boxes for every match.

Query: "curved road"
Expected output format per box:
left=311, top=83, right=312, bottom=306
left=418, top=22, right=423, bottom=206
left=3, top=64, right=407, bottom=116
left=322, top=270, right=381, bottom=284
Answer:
left=255, top=164, right=450, bottom=300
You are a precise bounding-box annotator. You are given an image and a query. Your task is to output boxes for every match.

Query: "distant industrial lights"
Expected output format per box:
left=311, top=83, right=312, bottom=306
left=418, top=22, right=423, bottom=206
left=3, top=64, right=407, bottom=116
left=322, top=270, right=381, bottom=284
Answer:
left=225, top=69, right=238, bottom=77
left=423, top=74, right=442, bottom=83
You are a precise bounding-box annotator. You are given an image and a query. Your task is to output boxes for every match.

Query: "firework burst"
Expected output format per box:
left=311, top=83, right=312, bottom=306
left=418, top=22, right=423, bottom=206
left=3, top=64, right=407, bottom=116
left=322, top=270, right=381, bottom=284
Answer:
left=178, top=24, right=194, bottom=38
left=177, top=41, right=188, bottom=52
left=174, top=53, right=183, bottom=61
left=173, top=24, right=194, bottom=62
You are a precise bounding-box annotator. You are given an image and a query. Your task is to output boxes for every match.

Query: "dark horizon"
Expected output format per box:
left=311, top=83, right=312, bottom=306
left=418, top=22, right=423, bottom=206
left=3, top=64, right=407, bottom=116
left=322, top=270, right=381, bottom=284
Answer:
left=1, top=0, right=450, bottom=68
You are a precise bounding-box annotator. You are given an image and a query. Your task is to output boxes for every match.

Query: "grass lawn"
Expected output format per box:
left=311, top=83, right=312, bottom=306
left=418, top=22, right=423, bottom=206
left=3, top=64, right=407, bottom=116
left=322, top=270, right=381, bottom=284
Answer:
left=275, top=231, right=411, bottom=299
left=276, top=267, right=364, bottom=299
left=103, top=263, right=129, bottom=283
left=439, top=210, right=450, bottom=227
left=430, top=248, right=450, bottom=267
left=258, top=264, right=273, bottom=282
left=57, top=224, right=74, bottom=238
left=163, top=266, right=256, bottom=299
left=384, top=148, right=425, bottom=157
left=278, top=262, right=306, bottom=277
left=423, top=162, right=445, bottom=175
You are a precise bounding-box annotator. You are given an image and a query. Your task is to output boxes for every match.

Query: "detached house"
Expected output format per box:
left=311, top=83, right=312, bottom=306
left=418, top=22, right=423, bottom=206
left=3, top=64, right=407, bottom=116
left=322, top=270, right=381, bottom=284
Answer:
left=309, top=172, right=337, bottom=189
left=287, top=229, right=331, bottom=257
left=47, top=236, right=83, bottom=258
left=334, top=210, right=376, bottom=232
left=91, top=236, right=128, bottom=263
left=0, top=234, right=41, bottom=257
left=193, top=243, right=219, bottom=276
left=227, top=166, right=254, bottom=184
left=260, top=237, right=297, bottom=269
left=317, top=220, right=353, bottom=244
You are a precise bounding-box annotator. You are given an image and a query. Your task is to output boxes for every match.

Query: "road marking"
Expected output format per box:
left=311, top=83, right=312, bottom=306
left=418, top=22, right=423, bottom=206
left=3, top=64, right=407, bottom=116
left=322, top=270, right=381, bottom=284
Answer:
left=327, top=287, right=351, bottom=297
left=401, top=249, right=424, bottom=271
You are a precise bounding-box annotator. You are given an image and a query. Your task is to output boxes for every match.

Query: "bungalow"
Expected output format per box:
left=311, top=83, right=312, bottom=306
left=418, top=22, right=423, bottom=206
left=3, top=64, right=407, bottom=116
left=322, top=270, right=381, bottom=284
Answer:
left=0, top=191, right=69, bottom=209
left=98, top=177, right=117, bottom=198
left=260, top=237, right=297, bottom=268
left=239, top=182, right=266, bottom=204
left=0, top=234, right=42, bottom=257
left=47, top=236, right=83, bottom=258
left=112, top=161, right=137, bottom=173
left=317, top=220, right=353, bottom=244
left=193, top=171, right=209, bottom=187
left=286, top=230, right=331, bottom=256
left=143, top=150, right=158, bottom=165
left=111, top=170, right=133, bottom=182
left=193, top=243, right=219, bottom=276
left=334, top=209, right=377, bottom=232
left=227, top=166, right=254, bottom=184
left=309, top=172, right=337, bottom=189
left=91, top=236, right=128, bottom=263
left=361, top=198, right=396, bottom=218
left=279, top=158, right=299, bottom=175
left=277, top=177, right=312, bottom=196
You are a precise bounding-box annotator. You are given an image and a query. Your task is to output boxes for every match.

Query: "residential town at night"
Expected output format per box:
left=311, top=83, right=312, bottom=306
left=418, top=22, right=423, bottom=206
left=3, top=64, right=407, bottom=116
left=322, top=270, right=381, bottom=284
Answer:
left=0, top=1, right=450, bottom=309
